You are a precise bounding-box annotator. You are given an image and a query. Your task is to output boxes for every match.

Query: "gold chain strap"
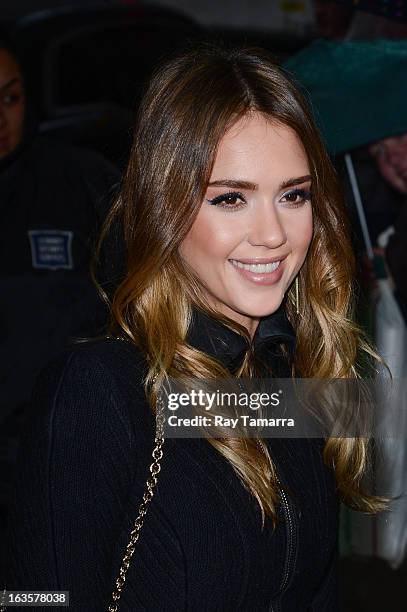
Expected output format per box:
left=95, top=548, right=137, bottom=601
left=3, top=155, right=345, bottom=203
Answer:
left=0, top=337, right=165, bottom=612
left=0, top=441, right=261, bottom=612
left=107, top=372, right=165, bottom=612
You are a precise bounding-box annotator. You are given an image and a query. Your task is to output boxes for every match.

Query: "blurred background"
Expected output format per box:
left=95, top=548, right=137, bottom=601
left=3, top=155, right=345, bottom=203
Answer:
left=1, top=1, right=407, bottom=610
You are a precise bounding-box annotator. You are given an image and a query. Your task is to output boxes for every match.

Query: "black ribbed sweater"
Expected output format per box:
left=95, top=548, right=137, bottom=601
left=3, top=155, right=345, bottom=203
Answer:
left=6, top=306, right=341, bottom=611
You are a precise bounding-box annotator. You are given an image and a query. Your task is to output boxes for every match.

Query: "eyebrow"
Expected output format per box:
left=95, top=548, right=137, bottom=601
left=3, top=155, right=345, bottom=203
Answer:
left=207, top=175, right=312, bottom=191
left=0, top=78, right=21, bottom=94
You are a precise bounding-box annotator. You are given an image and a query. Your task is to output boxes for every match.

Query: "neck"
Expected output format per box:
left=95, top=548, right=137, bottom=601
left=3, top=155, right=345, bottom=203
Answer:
left=209, top=304, right=261, bottom=339
left=235, top=314, right=260, bottom=340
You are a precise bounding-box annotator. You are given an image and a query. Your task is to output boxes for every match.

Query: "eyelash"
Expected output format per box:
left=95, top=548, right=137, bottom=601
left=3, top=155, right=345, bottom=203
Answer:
left=206, top=188, right=312, bottom=211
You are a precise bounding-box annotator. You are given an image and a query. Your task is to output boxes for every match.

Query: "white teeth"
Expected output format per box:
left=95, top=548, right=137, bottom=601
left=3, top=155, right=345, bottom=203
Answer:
left=230, top=260, right=281, bottom=273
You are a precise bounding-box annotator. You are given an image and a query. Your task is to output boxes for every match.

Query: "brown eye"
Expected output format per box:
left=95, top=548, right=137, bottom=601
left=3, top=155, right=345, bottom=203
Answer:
left=280, top=188, right=312, bottom=208
left=222, top=194, right=240, bottom=205
left=206, top=191, right=246, bottom=209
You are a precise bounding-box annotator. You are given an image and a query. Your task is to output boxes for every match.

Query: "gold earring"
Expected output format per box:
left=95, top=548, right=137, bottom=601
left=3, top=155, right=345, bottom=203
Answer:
left=295, top=276, right=300, bottom=315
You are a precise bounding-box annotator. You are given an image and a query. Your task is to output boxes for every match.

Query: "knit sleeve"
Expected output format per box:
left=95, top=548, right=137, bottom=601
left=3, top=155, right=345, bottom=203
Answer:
left=5, top=346, right=145, bottom=611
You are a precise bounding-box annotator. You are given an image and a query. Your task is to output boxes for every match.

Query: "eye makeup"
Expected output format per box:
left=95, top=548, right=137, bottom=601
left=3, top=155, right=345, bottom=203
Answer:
left=206, top=191, right=246, bottom=210
left=280, top=187, right=312, bottom=208
left=206, top=187, right=312, bottom=210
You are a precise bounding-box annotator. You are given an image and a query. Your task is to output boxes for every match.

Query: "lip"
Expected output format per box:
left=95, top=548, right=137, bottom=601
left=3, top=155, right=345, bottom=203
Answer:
left=229, top=254, right=289, bottom=265
left=229, top=256, right=287, bottom=286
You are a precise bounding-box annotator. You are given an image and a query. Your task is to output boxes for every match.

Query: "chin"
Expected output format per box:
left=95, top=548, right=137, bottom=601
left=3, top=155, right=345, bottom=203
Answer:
left=233, top=295, right=285, bottom=320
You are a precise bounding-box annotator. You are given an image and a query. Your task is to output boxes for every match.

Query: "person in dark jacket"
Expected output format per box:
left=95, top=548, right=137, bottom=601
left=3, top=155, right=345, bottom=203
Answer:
left=0, top=32, right=120, bottom=420
left=0, top=32, right=120, bottom=580
left=5, top=43, right=387, bottom=611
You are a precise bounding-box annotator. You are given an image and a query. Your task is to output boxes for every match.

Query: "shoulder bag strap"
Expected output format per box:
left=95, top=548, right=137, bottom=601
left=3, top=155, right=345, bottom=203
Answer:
left=107, top=344, right=165, bottom=612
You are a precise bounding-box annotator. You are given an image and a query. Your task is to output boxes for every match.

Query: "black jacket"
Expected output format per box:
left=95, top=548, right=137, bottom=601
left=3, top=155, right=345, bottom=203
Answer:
left=5, top=304, right=341, bottom=611
left=0, top=135, right=120, bottom=421
left=0, top=135, right=120, bottom=558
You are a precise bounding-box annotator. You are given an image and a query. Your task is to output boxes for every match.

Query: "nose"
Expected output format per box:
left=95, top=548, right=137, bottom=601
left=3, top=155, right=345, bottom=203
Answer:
left=247, top=201, right=287, bottom=249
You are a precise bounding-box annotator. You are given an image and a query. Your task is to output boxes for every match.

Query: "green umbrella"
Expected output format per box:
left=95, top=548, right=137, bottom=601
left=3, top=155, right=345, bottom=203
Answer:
left=284, top=38, right=407, bottom=155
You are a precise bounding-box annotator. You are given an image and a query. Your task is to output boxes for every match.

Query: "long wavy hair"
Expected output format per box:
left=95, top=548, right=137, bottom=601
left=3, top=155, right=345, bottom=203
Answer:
left=95, top=42, right=388, bottom=528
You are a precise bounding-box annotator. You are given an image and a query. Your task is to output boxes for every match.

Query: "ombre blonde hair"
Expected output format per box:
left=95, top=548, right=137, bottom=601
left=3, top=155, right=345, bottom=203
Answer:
left=95, top=42, right=388, bottom=529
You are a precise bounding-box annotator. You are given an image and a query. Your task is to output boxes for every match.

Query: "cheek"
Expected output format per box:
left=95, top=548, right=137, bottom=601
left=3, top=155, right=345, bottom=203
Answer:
left=287, top=207, right=313, bottom=253
left=181, top=211, right=242, bottom=263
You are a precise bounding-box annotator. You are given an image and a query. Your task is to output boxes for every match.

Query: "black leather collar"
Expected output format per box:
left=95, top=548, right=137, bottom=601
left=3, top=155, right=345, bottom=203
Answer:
left=186, top=300, right=296, bottom=376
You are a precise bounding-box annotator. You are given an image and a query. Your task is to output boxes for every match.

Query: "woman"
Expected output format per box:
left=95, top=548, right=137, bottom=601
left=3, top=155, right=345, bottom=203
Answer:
left=5, top=43, right=386, bottom=611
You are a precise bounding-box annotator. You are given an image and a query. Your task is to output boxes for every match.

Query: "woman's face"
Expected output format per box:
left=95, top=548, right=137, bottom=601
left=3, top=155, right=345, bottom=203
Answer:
left=0, top=50, right=25, bottom=159
left=179, top=112, right=313, bottom=335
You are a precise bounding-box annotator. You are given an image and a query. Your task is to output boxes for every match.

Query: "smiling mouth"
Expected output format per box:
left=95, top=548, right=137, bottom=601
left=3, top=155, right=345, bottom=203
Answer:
left=229, top=259, right=282, bottom=273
